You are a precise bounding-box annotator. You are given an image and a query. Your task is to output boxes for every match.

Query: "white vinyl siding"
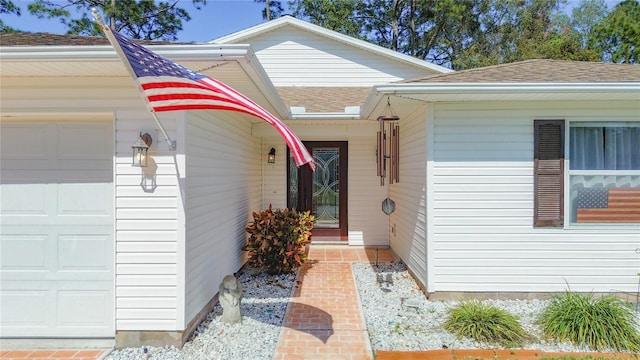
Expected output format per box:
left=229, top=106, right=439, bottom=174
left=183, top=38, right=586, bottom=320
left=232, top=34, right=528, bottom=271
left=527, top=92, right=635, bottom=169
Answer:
left=262, top=143, right=287, bottom=210
left=348, top=135, right=390, bottom=246
left=184, top=111, right=261, bottom=325
left=114, top=110, right=181, bottom=331
left=429, top=101, right=640, bottom=294
left=242, top=27, right=437, bottom=87
left=258, top=121, right=389, bottom=246
left=389, top=104, right=429, bottom=285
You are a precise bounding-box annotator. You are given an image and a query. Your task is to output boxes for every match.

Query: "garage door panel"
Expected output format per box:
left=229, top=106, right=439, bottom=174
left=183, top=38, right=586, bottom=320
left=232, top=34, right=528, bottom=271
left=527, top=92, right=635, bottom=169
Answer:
left=0, top=290, right=49, bottom=329
left=2, top=182, right=113, bottom=221
left=57, top=290, right=111, bottom=327
left=0, top=282, right=113, bottom=337
left=0, top=119, right=114, bottom=338
left=1, top=228, right=113, bottom=282
left=58, top=123, right=112, bottom=160
left=0, top=123, right=53, bottom=160
left=0, top=234, right=48, bottom=270
left=58, top=234, right=111, bottom=271
left=58, top=183, right=112, bottom=216
left=0, top=182, right=48, bottom=215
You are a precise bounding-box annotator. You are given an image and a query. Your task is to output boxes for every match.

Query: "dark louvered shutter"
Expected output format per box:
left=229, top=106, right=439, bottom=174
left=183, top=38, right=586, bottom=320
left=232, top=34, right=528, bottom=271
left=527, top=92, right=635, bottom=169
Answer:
left=534, top=120, right=564, bottom=227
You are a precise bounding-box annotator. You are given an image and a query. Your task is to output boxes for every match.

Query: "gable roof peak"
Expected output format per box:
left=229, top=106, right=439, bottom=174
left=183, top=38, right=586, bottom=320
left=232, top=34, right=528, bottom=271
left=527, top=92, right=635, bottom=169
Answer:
left=211, top=15, right=451, bottom=74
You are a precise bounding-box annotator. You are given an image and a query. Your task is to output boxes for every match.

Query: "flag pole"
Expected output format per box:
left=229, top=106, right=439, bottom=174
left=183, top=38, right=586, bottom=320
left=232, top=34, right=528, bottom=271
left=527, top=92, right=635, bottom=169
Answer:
left=92, top=8, right=177, bottom=151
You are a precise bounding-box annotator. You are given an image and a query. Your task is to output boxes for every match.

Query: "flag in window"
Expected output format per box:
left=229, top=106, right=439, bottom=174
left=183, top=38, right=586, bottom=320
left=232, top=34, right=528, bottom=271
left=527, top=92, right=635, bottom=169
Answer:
left=576, top=188, right=640, bottom=222
left=98, top=23, right=314, bottom=170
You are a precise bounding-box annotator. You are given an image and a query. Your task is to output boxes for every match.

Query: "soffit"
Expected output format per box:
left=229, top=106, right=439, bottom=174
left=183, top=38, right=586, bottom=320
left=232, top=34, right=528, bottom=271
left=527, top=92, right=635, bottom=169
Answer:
left=0, top=45, right=285, bottom=120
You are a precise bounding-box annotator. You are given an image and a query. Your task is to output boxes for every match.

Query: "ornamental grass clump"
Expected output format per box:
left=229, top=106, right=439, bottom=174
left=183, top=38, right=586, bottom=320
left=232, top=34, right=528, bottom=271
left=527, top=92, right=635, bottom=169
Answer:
left=244, top=205, right=314, bottom=275
left=443, top=300, right=528, bottom=348
left=536, top=291, right=640, bottom=352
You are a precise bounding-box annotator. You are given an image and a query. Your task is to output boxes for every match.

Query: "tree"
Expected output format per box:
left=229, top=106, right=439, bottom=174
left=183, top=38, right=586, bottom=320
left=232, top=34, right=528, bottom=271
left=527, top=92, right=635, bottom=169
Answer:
left=0, top=0, right=21, bottom=32
left=591, top=0, right=640, bottom=63
left=288, top=0, right=599, bottom=69
left=571, top=0, right=608, bottom=47
left=289, top=0, right=364, bottom=39
left=26, top=0, right=207, bottom=40
left=255, top=0, right=284, bottom=20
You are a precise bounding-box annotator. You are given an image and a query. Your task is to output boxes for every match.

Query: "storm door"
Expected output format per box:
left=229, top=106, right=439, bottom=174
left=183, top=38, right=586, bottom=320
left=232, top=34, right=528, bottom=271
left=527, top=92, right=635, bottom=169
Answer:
left=288, top=142, right=348, bottom=240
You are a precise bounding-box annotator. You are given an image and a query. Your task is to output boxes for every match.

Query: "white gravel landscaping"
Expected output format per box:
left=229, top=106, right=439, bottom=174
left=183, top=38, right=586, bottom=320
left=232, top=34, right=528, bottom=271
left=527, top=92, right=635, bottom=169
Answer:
left=105, top=261, right=639, bottom=359
left=105, top=269, right=295, bottom=360
left=353, top=261, right=640, bottom=354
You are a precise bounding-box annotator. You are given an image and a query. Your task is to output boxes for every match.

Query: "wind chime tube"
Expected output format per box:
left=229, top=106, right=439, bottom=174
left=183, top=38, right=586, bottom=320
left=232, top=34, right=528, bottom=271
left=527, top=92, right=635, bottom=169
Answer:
left=378, top=120, right=385, bottom=186
left=389, top=123, right=396, bottom=185
left=394, top=124, right=400, bottom=183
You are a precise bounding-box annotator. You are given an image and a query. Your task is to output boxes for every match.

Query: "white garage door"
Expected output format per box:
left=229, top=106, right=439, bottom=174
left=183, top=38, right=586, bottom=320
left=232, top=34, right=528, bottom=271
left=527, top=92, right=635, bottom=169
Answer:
left=0, top=119, right=114, bottom=338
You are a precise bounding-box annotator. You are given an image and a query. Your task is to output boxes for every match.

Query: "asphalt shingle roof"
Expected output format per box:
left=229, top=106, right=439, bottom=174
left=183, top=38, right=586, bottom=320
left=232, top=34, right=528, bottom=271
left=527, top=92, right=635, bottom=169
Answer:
left=404, top=59, right=640, bottom=83
left=0, top=32, right=188, bottom=46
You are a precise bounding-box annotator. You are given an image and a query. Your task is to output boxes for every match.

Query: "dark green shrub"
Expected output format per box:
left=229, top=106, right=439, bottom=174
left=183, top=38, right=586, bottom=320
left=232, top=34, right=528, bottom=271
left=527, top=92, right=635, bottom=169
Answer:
left=537, top=292, right=640, bottom=352
left=443, top=300, right=527, bottom=348
left=243, top=205, right=314, bottom=275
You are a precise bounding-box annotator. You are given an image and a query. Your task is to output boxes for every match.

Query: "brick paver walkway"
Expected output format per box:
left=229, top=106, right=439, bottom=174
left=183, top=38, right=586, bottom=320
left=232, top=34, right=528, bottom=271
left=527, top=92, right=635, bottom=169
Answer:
left=272, top=245, right=395, bottom=360
left=0, top=350, right=107, bottom=360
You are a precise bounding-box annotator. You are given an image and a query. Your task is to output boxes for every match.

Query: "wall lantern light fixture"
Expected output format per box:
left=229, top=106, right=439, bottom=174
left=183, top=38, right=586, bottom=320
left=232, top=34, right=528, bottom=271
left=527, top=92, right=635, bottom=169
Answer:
left=268, top=147, right=276, bottom=163
left=132, top=132, right=152, bottom=167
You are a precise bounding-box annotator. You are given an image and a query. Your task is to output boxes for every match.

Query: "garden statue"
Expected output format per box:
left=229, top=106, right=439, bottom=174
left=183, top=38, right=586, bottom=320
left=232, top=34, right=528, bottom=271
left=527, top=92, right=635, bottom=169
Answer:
left=219, top=274, right=243, bottom=324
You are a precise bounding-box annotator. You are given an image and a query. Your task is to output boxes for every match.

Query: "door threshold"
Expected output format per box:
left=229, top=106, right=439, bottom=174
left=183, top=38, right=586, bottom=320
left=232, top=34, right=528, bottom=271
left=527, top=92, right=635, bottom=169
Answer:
left=310, top=237, right=348, bottom=245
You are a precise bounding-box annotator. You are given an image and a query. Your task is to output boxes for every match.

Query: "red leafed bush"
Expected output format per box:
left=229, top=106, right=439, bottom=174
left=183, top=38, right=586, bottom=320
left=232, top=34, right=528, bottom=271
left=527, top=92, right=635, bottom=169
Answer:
left=243, top=205, right=314, bottom=274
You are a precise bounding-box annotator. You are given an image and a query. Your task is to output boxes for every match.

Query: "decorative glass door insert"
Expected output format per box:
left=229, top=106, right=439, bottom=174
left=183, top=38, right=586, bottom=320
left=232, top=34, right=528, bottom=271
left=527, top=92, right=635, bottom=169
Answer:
left=288, top=142, right=348, bottom=240
left=312, top=147, right=340, bottom=228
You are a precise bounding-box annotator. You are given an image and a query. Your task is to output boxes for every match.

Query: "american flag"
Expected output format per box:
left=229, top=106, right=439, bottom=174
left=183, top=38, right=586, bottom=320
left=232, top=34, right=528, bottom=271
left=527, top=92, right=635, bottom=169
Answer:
left=576, top=188, right=640, bottom=223
left=101, top=25, right=314, bottom=169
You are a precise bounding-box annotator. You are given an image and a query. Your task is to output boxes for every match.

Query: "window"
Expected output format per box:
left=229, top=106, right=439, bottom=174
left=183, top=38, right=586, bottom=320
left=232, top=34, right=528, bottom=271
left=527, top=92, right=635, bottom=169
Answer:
left=568, top=122, right=640, bottom=224
left=534, top=120, right=640, bottom=227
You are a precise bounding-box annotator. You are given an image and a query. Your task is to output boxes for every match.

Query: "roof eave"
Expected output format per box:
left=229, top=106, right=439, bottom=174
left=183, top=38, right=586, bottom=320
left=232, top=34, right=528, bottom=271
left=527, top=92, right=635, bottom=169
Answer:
left=0, top=43, right=256, bottom=61
left=375, top=82, right=640, bottom=93
left=362, top=82, right=640, bottom=119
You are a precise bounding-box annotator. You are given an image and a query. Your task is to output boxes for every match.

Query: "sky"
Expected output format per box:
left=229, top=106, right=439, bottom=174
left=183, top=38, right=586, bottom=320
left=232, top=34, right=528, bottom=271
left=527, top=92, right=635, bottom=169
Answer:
left=3, top=0, right=271, bottom=42
left=2, top=0, right=622, bottom=43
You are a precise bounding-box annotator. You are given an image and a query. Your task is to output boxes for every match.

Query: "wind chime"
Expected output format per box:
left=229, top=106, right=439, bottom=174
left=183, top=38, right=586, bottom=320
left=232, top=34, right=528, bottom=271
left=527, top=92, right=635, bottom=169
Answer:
left=377, top=96, right=400, bottom=186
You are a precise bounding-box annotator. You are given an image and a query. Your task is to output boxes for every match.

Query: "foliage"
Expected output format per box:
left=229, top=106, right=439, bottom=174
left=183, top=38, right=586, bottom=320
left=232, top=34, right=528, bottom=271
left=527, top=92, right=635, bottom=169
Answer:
left=25, top=0, right=206, bottom=40
left=255, top=0, right=284, bottom=20
left=289, top=0, right=364, bottom=39
left=0, top=0, right=20, bottom=32
left=244, top=205, right=314, bottom=275
left=443, top=300, right=528, bottom=348
left=536, top=291, right=640, bottom=352
left=288, top=0, right=627, bottom=68
left=590, top=0, right=640, bottom=63
left=571, top=0, right=608, bottom=48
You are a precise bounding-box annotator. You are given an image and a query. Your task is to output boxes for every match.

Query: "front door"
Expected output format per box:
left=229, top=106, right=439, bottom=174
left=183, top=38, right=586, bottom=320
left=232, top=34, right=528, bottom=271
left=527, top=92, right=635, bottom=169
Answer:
left=288, top=142, right=348, bottom=241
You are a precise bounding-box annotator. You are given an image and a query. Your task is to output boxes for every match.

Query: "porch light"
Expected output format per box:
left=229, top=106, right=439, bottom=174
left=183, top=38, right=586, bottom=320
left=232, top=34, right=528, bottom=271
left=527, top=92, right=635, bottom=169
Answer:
left=132, top=132, right=152, bottom=167
left=268, top=147, right=276, bottom=163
